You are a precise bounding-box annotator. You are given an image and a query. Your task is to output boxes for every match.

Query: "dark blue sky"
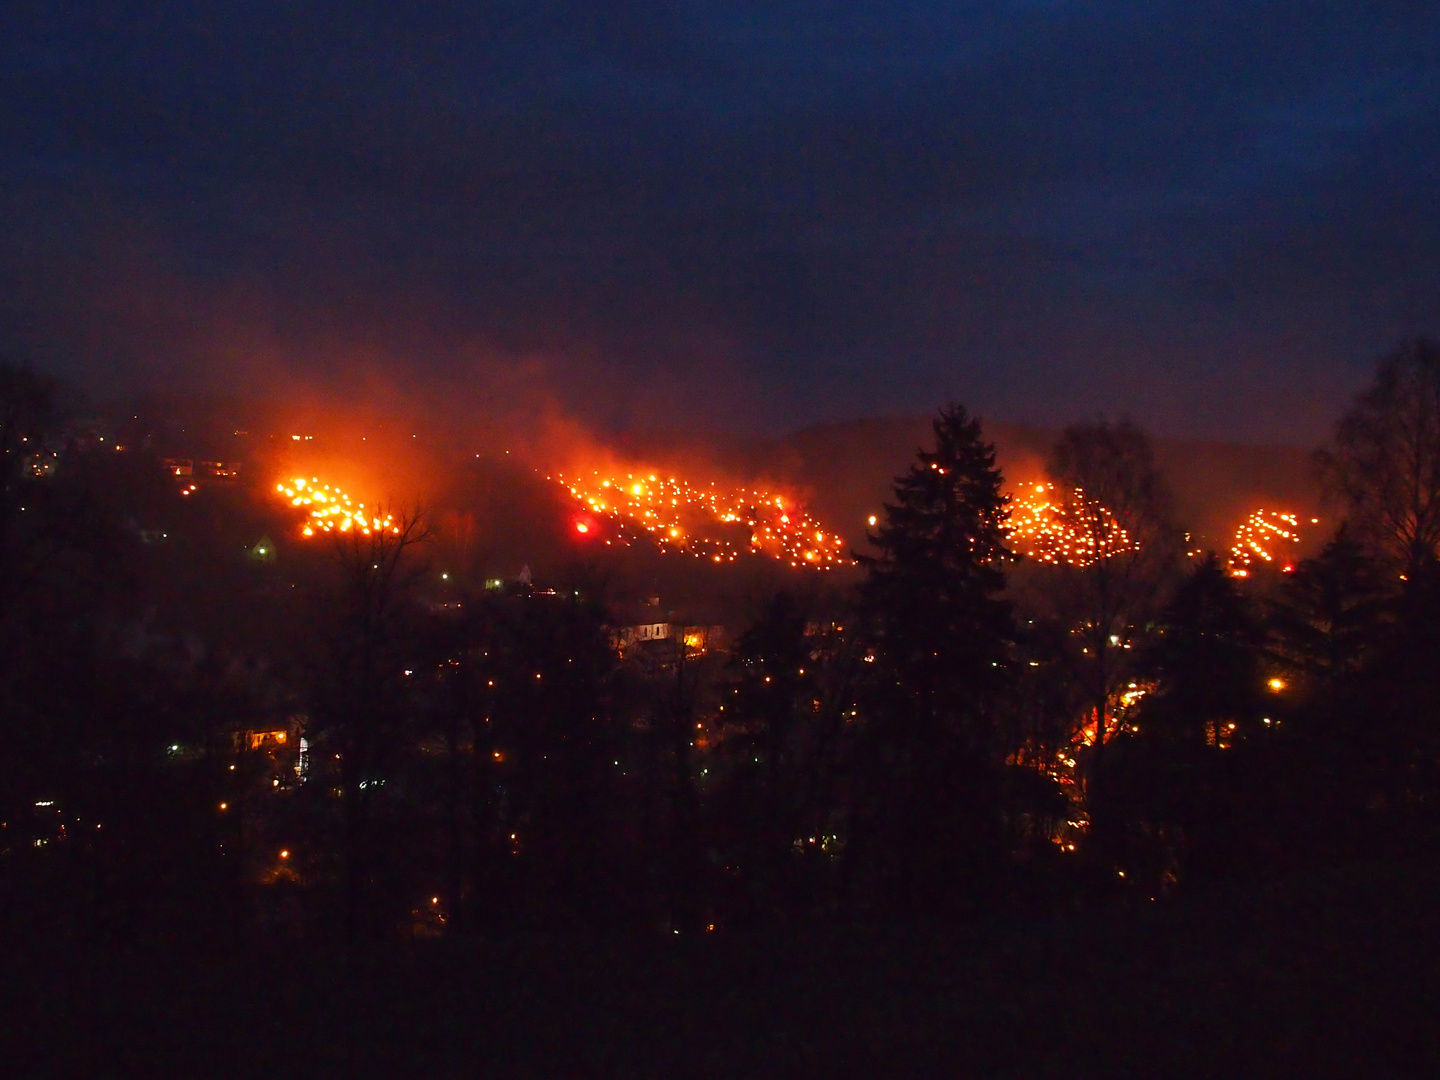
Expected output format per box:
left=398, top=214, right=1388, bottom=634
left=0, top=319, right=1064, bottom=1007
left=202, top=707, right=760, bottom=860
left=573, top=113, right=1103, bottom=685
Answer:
left=3, top=2, right=1438, bottom=443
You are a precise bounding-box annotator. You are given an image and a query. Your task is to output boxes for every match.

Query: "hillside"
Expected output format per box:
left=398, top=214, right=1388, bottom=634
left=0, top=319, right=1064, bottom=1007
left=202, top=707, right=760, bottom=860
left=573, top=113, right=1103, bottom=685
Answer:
left=756, top=416, right=1324, bottom=555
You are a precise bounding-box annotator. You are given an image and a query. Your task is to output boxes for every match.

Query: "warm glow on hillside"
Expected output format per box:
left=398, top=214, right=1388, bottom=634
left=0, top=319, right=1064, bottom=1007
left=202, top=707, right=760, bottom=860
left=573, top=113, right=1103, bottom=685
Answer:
left=550, top=469, right=851, bottom=569
left=1228, top=509, right=1307, bottom=576
left=1006, top=483, right=1135, bottom=567
left=276, top=478, right=398, bottom=536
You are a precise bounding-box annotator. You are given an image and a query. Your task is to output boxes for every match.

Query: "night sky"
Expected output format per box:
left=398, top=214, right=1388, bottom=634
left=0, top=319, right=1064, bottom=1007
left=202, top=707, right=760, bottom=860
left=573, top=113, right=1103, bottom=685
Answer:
left=3, top=2, right=1438, bottom=443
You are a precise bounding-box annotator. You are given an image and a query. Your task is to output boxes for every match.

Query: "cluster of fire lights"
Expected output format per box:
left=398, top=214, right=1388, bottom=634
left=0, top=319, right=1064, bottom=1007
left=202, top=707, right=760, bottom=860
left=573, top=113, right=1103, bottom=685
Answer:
left=550, top=469, right=850, bottom=569
left=1005, top=483, right=1135, bottom=567
left=1228, top=509, right=1315, bottom=576
left=275, top=478, right=398, bottom=536
left=273, top=469, right=1312, bottom=578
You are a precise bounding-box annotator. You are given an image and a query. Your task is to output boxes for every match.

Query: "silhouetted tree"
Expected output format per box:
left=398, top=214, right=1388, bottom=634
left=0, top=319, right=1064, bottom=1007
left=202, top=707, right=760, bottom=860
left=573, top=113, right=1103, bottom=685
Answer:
left=1261, top=523, right=1415, bottom=862
left=1320, top=337, right=1440, bottom=578
left=1271, top=526, right=1389, bottom=684
left=1135, top=555, right=1268, bottom=750
left=1339, top=557, right=1440, bottom=852
left=715, top=591, right=824, bottom=923
left=1312, top=340, right=1440, bottom=851
left=309, top=507, right=431, bottom=940
left=997, top=614, right=1085, bottom=888
left=1101, top=554, right=1273, bottom=890
left=1044, top=419, right=1180, bottom=772
left=849, top=404, right=1017, bottom=918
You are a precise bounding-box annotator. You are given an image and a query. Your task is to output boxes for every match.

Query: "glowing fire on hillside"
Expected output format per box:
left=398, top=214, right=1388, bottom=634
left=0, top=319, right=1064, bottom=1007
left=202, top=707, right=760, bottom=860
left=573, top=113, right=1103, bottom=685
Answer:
left=1228, top=510, right=1309, bottom=576
left=276, top=478, right=397, bottom=536
left=274, top=464, right=1316, bottom=581
left=550, top=469, right=851, bottom=569
left=1005, top=483, right=1135, bottom=567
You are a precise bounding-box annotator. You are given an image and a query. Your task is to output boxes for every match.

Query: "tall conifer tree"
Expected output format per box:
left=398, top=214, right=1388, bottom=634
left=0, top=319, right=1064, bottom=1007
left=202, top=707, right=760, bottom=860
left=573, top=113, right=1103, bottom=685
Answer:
left=849, top=404, right=1017, bottom=917
left=859, top=404, right=1015, bottom=742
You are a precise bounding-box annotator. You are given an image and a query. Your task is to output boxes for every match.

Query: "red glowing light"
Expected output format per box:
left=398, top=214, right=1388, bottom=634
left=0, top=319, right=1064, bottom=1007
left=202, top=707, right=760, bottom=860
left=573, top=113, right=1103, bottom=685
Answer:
left=575, top=521, right=590, bottom=534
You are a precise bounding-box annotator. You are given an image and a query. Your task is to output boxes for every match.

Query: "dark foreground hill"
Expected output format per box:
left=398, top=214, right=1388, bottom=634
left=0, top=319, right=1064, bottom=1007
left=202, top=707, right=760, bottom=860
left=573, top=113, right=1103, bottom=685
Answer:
left=4, top=861, right=1435, bottom=1079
